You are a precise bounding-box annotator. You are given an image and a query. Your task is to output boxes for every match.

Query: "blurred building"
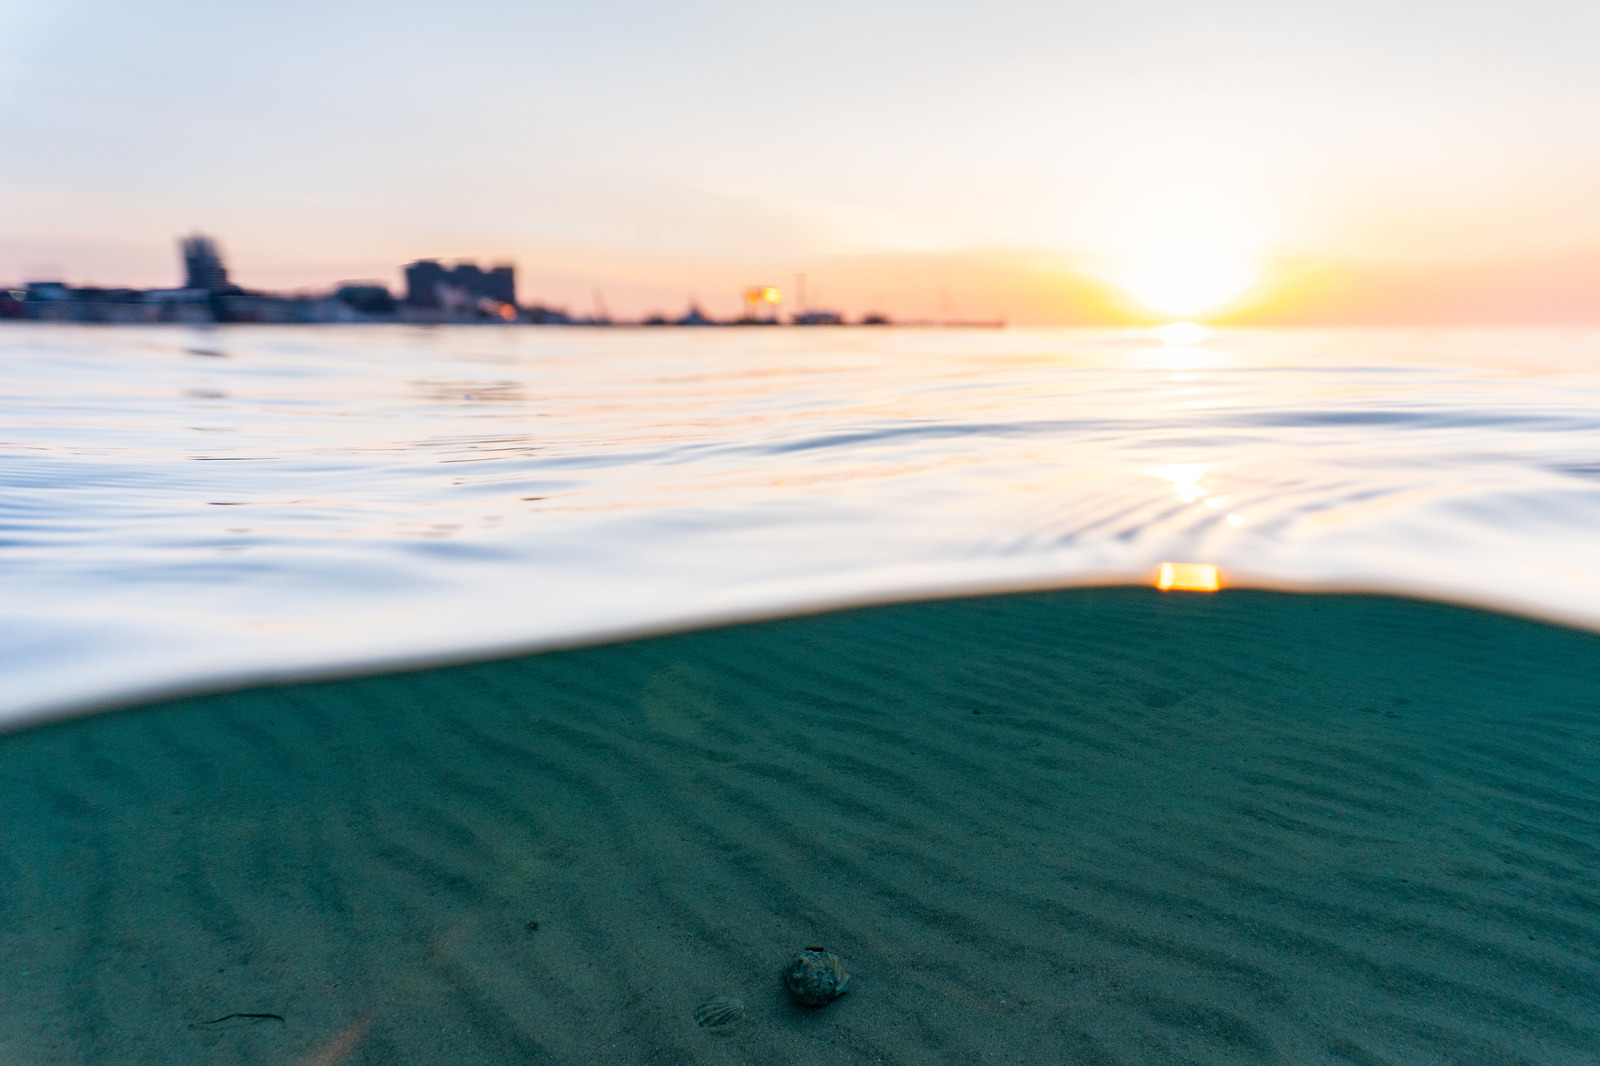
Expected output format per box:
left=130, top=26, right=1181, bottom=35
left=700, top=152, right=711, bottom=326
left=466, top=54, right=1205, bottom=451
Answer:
left=180, top=234, right=231, bottom=292
left=334, top=283, right=397, bottom=316
left=1, top=240, right=596, bottom=328
left=792, top=309, right=844, bottom=325
left=404, top=260, right=516, bottom=313
left=521, top=304, right=572, bottom=324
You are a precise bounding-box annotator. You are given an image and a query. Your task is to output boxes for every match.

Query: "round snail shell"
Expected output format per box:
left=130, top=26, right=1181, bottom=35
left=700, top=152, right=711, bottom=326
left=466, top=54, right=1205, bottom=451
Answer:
left=781, top=948, right=849, bottom=1008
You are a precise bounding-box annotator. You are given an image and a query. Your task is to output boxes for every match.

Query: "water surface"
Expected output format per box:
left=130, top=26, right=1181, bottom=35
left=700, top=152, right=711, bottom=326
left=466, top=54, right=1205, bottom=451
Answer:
left=5, top=324, right=1600, bottom=724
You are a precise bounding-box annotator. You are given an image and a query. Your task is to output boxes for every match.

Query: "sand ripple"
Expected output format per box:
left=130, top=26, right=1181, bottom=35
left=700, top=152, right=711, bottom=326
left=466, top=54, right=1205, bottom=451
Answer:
left=1, top=589, right=1597, bottom=1064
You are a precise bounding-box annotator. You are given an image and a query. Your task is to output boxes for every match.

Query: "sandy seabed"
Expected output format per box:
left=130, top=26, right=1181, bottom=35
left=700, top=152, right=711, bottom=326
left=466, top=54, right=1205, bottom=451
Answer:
left=2, top=588, right=1597, bottom=1065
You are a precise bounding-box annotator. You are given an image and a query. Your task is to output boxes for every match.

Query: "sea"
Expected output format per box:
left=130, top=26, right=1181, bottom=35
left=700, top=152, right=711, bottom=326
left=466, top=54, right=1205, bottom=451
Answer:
left=2, top=324, right=1598, bottom=1064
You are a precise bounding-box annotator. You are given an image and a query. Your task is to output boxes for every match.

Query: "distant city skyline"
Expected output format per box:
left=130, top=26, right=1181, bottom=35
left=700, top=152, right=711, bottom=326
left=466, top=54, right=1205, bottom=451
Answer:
left=5, top=1, right=1600, bottom=323
left=0, top=233, right=909, bottom=325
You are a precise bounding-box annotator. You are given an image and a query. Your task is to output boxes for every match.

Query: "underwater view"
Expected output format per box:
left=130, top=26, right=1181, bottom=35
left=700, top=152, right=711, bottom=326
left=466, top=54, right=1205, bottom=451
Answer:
left=2, top=325, right=1599, bottom=1064
left=2, top=589, right=1597, bottom=1064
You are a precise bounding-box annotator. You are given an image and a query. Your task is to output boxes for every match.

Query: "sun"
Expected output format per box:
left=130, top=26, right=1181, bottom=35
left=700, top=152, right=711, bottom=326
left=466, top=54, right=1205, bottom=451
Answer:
left=1115, top=235, right=1260, bottom=320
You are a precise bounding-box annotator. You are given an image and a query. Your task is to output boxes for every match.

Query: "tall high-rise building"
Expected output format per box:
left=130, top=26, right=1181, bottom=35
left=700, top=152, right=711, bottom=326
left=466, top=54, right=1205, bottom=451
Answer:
left=180, top=235, right=230, bottom=292
left=481, top=264, right=517, bottom=306
left=404, top=259, right=516, bottom=309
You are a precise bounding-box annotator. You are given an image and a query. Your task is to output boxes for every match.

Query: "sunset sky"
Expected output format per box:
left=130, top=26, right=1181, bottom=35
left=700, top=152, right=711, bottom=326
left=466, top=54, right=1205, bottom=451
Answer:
left=4, top=0, right=1599, bottom=322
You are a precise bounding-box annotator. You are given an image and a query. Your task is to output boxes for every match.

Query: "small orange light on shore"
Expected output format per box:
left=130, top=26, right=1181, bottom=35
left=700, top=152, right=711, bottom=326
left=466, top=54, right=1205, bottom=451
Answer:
left=1157, top=562, right=1220, bottom=592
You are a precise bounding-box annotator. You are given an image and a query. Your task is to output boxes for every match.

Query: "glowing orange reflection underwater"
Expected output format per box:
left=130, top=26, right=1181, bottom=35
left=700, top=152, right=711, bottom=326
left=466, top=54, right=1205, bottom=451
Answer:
left=1156, top=562, right=1221, bottom=592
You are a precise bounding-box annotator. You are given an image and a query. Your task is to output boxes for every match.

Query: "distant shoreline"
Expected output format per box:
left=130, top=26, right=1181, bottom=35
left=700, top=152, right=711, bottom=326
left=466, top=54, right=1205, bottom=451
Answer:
left=0, top=316, right=1008, bottom=329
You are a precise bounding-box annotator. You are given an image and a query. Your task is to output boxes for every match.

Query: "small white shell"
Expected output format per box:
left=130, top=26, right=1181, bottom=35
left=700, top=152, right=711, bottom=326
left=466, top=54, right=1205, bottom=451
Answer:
left=693, top=995, right=744, bottom=1029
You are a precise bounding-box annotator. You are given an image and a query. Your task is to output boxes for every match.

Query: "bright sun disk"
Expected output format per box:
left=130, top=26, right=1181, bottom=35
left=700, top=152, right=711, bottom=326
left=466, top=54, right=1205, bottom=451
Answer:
left=1117, top=236, right=1259, bottom=320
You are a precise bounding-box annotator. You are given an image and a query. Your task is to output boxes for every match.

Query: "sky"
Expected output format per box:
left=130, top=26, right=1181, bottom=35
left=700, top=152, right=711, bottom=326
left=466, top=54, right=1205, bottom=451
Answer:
left=4, top=0, right=1600, bottom=323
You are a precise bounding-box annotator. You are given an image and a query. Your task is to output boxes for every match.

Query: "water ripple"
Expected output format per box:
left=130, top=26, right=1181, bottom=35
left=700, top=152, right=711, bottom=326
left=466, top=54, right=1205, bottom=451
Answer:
left=3, top=324, right=1600, bottom=725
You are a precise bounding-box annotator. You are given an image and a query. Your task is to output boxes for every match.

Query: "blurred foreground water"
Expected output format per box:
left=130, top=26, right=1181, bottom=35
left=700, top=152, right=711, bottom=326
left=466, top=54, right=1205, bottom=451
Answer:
left=4, top=324, right=1600, bottom=724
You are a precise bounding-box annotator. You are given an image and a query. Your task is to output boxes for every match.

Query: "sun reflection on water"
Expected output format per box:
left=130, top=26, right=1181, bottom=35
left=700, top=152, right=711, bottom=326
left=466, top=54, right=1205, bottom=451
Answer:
left=1156, top=562, right=1221, bottom=592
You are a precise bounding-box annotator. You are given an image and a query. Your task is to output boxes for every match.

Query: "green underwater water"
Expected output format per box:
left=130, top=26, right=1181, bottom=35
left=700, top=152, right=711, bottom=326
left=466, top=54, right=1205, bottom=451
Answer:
left=1, top=588, right=1597, bottom=1065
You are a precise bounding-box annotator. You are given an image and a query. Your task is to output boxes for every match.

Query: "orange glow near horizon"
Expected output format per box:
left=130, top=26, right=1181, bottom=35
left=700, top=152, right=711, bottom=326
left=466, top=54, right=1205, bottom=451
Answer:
left=1156, top=562, right=1221, bottom=592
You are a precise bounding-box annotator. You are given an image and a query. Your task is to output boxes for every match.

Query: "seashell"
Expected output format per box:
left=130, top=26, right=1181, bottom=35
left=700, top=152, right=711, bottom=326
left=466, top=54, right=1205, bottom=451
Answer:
left=781, top=948, right=849, bottom=1007
left=693, top=995, right=745, bottom=1029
